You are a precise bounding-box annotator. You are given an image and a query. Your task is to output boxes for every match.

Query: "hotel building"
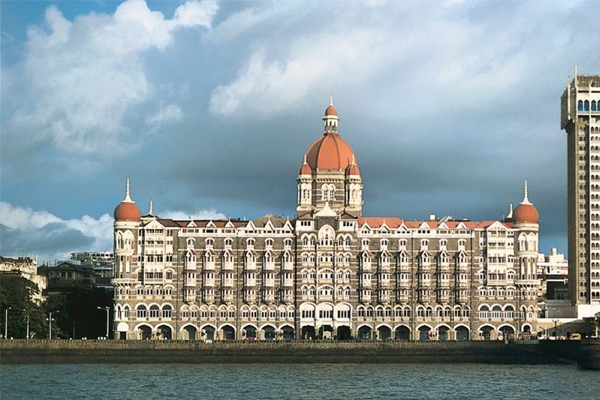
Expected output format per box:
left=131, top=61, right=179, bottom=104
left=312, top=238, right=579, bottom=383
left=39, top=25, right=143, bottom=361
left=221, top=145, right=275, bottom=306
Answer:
left=112, top=102, right=540, bottom=341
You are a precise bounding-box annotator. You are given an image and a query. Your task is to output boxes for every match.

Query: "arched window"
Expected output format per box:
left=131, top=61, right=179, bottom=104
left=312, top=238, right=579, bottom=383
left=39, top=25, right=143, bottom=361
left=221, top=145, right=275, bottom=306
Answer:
left=149, top=305, right=160, bottom=318
left=584, top=100, right=590, bottom=111
left=162, top=304, right=172, bottom=318
left=136, top=305, right=147, bottom=318
left=578, top=100, right=584, bottom=111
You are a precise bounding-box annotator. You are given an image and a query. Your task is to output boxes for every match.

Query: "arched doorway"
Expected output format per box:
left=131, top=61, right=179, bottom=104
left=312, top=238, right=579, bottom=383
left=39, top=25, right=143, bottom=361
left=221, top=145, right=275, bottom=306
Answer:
left=319, top=325, right=334, bottom=340
left=138, top=325, right=152, bottom=340
left=480, top=326, right=494, bottom=341
left=301, top=326, right=315, bottom=340
left=337, top=326, right=352, bottom=341
left=243, top=325, right=257, bottom=340
left=377, top=326, right=392, bottom=341
left=456, top=326, right=469, bottom=341
left=221, top=325, right=235, bottom=340
left=395, top=326, right=410, bottom=341
left=116, top=322, right=128, bottom=340
left=358, top=325, right=372, bottom=340
left=499, top=325, right=515, bottom=342
left=438, top=326, right=449, bottom=341
left=418, top=326, right=431, bottom=341
left=201, top=326, right=215, bottom=341
left=184, top=325, right=197, bottom=340
left=157, top=325, right=172, bottom=340
left=263, top=325, right=276, bottom=340
left=281, top=325, right=295, bottom=340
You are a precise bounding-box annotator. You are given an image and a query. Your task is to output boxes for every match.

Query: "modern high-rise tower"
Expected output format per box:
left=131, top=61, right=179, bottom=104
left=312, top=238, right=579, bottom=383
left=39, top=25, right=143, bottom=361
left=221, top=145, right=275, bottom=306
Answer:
left=561, top=70, right=600, bottom=317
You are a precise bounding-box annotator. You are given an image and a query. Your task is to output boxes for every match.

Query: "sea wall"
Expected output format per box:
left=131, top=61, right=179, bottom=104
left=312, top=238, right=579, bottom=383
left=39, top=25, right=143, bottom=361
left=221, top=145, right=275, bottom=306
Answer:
left=578, top=338, right=600, bottom=370
left=0, top=340, right=582, bottom=365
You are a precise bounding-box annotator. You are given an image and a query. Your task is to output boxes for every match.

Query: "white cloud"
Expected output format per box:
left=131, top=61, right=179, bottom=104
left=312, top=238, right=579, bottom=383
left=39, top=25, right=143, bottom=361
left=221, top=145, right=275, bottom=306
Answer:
left=207, top=2, right=555, bottom=118
left=5, top=0, right=218, bottom=155
left=147, top=103, right=183, bottom=127
left=0, top=202, right=227, bottom=261
left=0, top=202, right=114, bottom=261
left=210, top=26, right=390, bottom=116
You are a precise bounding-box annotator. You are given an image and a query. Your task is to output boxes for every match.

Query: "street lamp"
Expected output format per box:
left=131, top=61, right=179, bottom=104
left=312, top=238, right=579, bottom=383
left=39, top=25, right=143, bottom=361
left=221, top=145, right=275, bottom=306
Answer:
left=4, top=307, right=11, bottom=339
left=98, top=306, right=110, bottom=339
left=48, top=311, right=59, bottom=340
left=552, top=319, right=559, bottom=340
left=23, top=309, right=30, bottom=340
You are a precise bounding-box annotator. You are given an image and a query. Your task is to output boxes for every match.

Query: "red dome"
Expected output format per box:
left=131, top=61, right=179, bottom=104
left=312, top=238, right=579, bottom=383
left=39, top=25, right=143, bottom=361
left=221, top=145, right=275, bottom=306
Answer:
left=325, top=104, right=338, bottom=116
left=298, top=162, right=312, bottom=175
left=305, top=133, right=357, bottom=171
left=114, top=201, right=141, bottom=222
left=513, top=203, right=539, bottom=224
left=346, top=162, right=360, bottom=176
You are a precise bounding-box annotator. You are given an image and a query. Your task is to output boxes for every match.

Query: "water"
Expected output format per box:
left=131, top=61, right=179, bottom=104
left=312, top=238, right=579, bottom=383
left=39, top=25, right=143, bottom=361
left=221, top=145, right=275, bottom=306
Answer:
left=1, top=364, right=599, bottom=400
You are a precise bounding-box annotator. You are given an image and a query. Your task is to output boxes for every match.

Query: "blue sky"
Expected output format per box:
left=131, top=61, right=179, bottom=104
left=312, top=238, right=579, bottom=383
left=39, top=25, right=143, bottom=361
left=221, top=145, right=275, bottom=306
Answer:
left=1, top=0, right=599, bottom=262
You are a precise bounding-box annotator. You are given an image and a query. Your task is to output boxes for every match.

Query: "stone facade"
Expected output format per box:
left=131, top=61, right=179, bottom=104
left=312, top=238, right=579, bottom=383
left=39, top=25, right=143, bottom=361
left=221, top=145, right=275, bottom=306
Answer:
left=112, top=103, right=540, bottom=341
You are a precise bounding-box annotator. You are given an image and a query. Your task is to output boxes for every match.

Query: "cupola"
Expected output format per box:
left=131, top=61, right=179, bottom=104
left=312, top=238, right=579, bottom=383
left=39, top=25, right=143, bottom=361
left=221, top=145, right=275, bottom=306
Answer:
left=114, top=178, right=141, bottom=222
left=513, top=181, right=539, bottom=224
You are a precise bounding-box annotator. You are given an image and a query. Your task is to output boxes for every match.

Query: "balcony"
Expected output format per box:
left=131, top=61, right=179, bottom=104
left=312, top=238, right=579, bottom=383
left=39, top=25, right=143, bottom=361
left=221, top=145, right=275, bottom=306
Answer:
left=184, top=279, right=196, bottom=287
left=263, top=280, right=276, bottom=288
left=222, top=261, right=235, bottom=270
left=183, top=262, right=196, bottom=271
left=204, top=279, right=215, bottom=288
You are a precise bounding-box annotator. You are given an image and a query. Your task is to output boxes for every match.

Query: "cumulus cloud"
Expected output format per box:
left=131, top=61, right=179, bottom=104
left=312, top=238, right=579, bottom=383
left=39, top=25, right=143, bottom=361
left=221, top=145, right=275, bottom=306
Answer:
left=0, top=202, right=114, bottom=262
left=4, top=0, right=217, bottom=155
left=209, top=27, right=391, bottom=116
left=207, top=2, right=550, bottom=118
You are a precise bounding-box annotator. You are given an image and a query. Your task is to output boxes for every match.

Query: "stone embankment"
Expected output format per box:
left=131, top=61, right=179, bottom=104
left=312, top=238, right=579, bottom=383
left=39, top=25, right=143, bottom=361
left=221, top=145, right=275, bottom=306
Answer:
left=578, top=338, right=600, bottom=369
left=0, top=340, right=589, bottom=365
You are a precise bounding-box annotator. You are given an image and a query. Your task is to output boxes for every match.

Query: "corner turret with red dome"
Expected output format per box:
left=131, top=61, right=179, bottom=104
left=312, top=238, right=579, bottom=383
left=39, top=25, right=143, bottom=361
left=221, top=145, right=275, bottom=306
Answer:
left=114, top=178, right=141, bottom=222
left=513, top=181, right=539, bottom=224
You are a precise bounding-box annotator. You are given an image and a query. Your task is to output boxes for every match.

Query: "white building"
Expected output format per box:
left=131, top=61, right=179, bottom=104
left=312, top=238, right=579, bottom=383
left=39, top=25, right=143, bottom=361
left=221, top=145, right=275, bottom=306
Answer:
left=111, top=102, right=541, bottom=341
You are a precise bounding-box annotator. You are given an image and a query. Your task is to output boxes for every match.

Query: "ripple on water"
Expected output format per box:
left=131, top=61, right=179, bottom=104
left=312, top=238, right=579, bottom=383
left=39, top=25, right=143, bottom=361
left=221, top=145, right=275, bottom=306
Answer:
left=1, top=364, right=599, bottom=400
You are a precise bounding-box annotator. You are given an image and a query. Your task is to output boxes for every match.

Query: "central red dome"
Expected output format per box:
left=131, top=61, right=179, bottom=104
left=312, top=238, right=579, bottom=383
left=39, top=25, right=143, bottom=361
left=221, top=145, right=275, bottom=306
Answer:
left=305, top=133, right=357, bottom=171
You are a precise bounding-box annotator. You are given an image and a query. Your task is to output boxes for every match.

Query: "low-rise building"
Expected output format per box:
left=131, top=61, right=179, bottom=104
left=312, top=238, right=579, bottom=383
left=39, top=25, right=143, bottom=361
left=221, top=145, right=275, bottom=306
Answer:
left=0, top=256, right=47, bottom=302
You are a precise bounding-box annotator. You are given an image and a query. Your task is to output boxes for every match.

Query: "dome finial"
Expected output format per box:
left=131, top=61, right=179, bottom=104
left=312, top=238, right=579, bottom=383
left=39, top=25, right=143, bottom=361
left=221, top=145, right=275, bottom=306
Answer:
left=507, top=203, right=513, bottom=219
left=522, top=180, right=531, bottom=205
left=124, top=178, right=133, bottom=202
left=148, top=199, right=154, bottom=215
left=330, top=96, right=333, bottom=107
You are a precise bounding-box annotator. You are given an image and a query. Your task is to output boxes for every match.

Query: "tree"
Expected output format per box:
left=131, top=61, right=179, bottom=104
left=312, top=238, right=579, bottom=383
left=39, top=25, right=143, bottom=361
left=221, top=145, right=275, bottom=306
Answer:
left=0, top=275, right=45, bottom=339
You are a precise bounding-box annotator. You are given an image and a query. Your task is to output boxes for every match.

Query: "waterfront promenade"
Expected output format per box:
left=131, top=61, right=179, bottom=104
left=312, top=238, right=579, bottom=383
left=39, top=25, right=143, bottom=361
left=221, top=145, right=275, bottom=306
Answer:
left=2, top=339, right=594, bottom=366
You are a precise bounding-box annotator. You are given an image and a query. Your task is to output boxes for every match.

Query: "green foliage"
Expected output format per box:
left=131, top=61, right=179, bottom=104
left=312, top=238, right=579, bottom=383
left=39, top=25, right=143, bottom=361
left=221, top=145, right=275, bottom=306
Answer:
left=0, top=275, right=45, bottom=339
left=1, top=275, right=113, bottom=339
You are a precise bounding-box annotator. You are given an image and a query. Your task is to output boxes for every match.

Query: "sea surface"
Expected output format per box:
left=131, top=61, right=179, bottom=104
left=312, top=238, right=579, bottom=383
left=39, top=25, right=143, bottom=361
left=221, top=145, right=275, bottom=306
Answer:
left=1, top=363, right=599, bottom=400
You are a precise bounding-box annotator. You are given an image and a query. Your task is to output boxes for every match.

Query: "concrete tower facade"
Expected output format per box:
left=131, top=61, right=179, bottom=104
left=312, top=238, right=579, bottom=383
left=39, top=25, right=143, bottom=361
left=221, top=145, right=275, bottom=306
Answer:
left=561, top=70, right=600, bottom=316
